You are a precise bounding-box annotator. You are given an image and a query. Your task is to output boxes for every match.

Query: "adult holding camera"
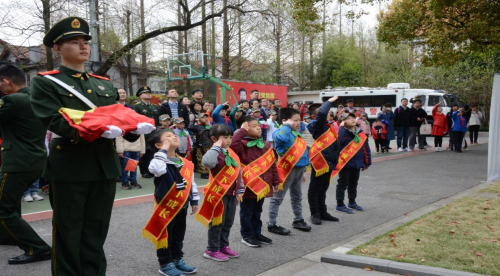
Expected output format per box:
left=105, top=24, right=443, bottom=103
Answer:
left=468, top=104, right=483, bottom=144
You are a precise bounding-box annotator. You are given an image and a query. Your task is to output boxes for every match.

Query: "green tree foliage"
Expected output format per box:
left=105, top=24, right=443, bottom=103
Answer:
left=378, top=0, right=500, bottom=65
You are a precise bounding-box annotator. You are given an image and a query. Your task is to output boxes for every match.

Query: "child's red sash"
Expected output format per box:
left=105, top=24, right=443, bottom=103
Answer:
left=196, top=149, right=240, bottom=228
left=142, top=158, right=193, bottom=249
left=241, top=147, right=275, bottom=201
left=277, top=136, right=306, bottom=190
left=331, top=132, right=367, bottom=178
left=309, top=124, right=338, bottom=176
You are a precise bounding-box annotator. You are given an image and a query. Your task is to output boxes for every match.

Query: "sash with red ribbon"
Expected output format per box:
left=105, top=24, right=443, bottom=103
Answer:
left=241, top=146, right=276, bottom=200
left=196, top=149, right=241, bottom=228
left=277, top=136, right=307, bottom=190
left=309, top=124, right=338, bottom=177
left=142, top=157, right=194, bottom=249
left=331, top=132, right=367, bottom=178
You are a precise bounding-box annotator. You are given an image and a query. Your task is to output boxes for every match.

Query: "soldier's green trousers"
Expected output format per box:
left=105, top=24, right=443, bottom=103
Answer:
left=0, top=171, right=51, bottom=256
left=50, top=179, right=116, bottom=276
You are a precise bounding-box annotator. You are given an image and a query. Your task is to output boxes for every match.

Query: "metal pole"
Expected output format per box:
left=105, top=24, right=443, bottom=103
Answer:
left=89, top=0, right=99, bottom=63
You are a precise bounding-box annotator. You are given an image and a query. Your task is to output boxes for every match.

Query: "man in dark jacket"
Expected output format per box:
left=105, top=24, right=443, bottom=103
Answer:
left=306, top=96, right=341, bottom=225
left=409, top=100, right=428, bottom=150
left=159, top=88, right=190, bottom=124
left=394, top=98, right=412, bottom=151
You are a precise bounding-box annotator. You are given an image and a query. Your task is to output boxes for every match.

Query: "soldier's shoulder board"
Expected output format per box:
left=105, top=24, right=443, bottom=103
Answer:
left=37, top=70, right=60, bottom=76
left=89, top=74, right=110, bottom=81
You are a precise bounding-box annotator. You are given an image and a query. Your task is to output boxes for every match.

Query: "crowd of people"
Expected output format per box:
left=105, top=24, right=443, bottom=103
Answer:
left=0, top=16, right=484, bottom=276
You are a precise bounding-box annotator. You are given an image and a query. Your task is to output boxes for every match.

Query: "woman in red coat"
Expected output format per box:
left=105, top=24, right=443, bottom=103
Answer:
left=431, top=102, right=448, bottom=152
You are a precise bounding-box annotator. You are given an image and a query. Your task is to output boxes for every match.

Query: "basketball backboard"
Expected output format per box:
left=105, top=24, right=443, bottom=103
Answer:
left=166, top=51, right=211, bottom=82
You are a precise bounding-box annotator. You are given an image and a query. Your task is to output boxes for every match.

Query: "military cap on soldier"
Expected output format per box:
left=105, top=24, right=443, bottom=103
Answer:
left=251, top=108, right=261, bottom=113
left=159, top=114, right=170, bottom=121
left=43, top=17, right=92, bottom=47
left=172, top=117, right=185, bottom=124
left=136, top=86, right=152, bottom=97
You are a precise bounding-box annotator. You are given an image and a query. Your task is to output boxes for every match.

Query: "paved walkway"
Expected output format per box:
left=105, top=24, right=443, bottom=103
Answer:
left=1, top=140, right=489, bottom=276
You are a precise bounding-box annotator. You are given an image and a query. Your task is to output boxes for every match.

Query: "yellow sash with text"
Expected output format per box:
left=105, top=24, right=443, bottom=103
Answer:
left=331, top=132, right=367, bottom=178
left=196, top=149, right=241, bottom=228
left=241, top=147, right=276, bottom=201
left=142, top=158, right=193, bottom=249
left=309, top=124, right=338, bottom=176
left=277, top=136, right=307, bottom=190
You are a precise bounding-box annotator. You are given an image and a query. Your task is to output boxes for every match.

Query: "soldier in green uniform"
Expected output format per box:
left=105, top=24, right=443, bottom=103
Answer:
left=0, top=64, right=52, bottom=264
left=30, top=17, right=153, bottom=276
left=133, top=86, right=160, bottom=178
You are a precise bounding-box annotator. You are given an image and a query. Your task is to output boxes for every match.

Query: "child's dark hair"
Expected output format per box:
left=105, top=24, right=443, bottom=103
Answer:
left=147, top=128, right=173, bottom=152
left=210, top=124, right=233, bottom=140
left=375, top=119, right=382, bottom=123
left=238, top=99, right=249, bottom=105
left=236, top=116, right=257, bottom=129
left=279, top=107, right=300, bottom=122
left=249, top=99, right=259, bottom=106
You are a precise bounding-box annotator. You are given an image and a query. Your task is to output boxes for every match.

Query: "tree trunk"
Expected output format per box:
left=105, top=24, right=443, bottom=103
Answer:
left=140, top=0, right=147, bottom=86
left=221, top=0, right=230, bottom=79
left=201, top=0, right=208, bottom=96
left=309, top=35, right=313, bottom=86
left=275, top=2, right=281, bottom=84
left=126, top=10, right=133, bottom=96
left=322, top=0, right=326, bottom=53
left=96, top=0, right=102, bottom=63
left=211, top=1, right=216, bottom=76
left=300, top=33, right=305, bottom=88
left=42, top=0, right=53, bottom=71
left=237, top=0, right=242, bottom=74
left=177, top=2, right=183, bottom=54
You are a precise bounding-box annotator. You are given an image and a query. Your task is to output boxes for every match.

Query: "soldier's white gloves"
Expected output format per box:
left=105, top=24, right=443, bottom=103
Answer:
left=101, top=125, right=123, bottom=139
left=132, top=122, right=156, bottom=135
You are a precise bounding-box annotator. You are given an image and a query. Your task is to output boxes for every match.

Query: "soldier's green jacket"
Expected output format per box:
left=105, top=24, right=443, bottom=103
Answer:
left=133, top=101, right=160, bottom=126
left=0, top=87, right=47, bottom=172
left=31, top=66, right=125, bottom=182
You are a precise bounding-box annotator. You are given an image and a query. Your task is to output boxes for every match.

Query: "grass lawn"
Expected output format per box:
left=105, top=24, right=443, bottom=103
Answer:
left=480, top=181, right=500, bottom=194
left=349, top=192, right=500, bottom=275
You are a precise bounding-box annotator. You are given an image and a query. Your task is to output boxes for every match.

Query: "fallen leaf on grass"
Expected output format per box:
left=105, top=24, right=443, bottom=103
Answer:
left=404, top=214, right=408, bottom=216
left=476, top=252, right=484, bottom=256
left=492, top=239, right=499, bottom=242
left=483, top=237, right=490, bottom=241
left=466, top=209, right=471, bottom=212
left=420, top=259, right=425, bottom=262
left=483, top=206, right=490, bottom=210
left=397, top=255, right=404, bottom=259
left=393, top=243, right=397, bottom=247
left=390, top=239, right=394, bottom=243
left=445, top=223, right=450, bottom=225
left=468, top=221, right=472, bottom=225
left=487, top=225, right=497, bottom=232
left=364, top=267, right=372, bottom=271
left=389, top=234, right=395, bottom=238
left=452, top=221, right=460, bottom=224
left=450, top=230, right=456, bottom=234
left=361, top=249, right=368, bottom=254
left=484, top=217, right=489, bottom=220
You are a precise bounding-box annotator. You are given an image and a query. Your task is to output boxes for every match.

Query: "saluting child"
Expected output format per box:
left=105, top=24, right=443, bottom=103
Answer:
left=335, top=113, right=372, bottom=214
left=230, top=116, right=279, bottom=248
left=199, top=125, right=243, bottom=261
left=144, top=128, right=199, bottom=276
left=372, top=119, right=387, bottom=153
left=306, top=96, right=341, bottom=225
left=268, top=108, right=311, bottom=235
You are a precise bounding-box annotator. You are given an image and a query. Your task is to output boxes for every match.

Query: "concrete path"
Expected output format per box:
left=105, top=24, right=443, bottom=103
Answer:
left=0, top=141, right=489, bottom=276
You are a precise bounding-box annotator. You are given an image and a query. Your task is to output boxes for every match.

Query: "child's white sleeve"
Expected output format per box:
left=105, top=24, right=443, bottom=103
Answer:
left=191, top=175, right=200, bottom=201
left=149, top=150, right=168, bottom=177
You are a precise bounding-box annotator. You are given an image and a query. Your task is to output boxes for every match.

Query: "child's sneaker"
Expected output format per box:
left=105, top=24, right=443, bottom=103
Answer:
left=159, top=262, right=184, bottom=276
left=174, top=259, right=197, bottom=274
left=203, top=249, right=229, bottom=261
left=376, top=150, right=380, bottom=154
left=31, top=194, right=44, bottom=201
left=219, top=246, right=239, bottom=258
left=22, top=195, right=33, bottom=202
left=267, top=223, right=291, bottom=236
left=255, top=234, right=272, bottom=245
left=335, top=205, right=353, bottom=214
left=398, top=147, right=404, bottom=152
left=348, top=203, right=365, bottom=211
left=241, top=236, right=261, bottom=247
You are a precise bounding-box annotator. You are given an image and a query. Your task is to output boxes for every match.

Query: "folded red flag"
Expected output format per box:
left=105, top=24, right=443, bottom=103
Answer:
left=59, top=104, right=155, bottom=142
left=124, top=158, right=139, bottom=172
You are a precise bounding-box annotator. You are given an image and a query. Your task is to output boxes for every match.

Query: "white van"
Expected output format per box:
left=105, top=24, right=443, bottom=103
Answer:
left=318, top=83, right=461, bottom=123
